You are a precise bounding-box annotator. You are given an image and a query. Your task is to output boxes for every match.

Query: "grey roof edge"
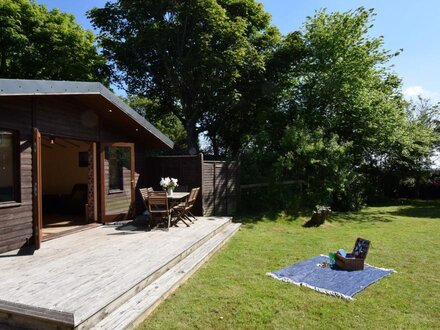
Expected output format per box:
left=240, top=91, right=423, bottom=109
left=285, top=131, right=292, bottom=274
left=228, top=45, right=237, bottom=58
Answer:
left=0, top=79, right=174, bottom=149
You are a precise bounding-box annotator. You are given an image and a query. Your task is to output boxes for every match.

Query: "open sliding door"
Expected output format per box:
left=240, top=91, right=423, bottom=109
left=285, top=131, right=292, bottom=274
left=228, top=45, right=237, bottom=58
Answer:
left=100, top=143, right=135, bottom=223
left=32, top=128, right=42, bottom=249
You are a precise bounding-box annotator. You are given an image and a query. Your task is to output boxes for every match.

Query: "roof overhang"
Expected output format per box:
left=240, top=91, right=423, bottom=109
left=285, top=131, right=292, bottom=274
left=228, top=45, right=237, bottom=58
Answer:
left=0, top=79, right=174, bottom=149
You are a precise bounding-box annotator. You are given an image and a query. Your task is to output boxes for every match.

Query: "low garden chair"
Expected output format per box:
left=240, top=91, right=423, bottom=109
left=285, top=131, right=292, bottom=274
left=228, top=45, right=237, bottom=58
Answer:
left=172, top=187, right=200, bottom=226
left=186, top=187, right=200, bottom=222
left=147, top=191, right=172, bottom=230
left=139, top=187, right=154, bottom=211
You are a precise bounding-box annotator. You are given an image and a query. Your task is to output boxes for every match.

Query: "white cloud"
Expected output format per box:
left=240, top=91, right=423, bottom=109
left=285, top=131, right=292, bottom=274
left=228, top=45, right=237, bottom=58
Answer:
left=403, top=86, right=440, bottom=103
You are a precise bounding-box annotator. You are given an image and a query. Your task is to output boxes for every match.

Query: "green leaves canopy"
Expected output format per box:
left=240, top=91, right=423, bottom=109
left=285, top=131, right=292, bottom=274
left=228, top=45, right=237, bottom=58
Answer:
left=0, top=0, right=108, bottom=82
left=89, top=0, right=281, bottom=154
left=244, top=8, right=438, bottom=210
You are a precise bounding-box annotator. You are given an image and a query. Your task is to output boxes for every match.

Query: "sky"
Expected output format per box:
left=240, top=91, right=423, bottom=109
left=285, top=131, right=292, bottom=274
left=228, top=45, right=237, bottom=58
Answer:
left=36, top=0, right=440, bottom=102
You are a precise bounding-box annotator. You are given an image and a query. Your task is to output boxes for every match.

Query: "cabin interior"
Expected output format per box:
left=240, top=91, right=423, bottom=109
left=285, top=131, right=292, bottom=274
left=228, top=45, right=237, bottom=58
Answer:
left=41, top=135, right=95, bottom=240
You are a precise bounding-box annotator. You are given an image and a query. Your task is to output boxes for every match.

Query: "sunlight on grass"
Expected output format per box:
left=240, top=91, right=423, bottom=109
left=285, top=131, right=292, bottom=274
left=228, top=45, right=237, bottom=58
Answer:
left=138, top=201, right=440, bottom=329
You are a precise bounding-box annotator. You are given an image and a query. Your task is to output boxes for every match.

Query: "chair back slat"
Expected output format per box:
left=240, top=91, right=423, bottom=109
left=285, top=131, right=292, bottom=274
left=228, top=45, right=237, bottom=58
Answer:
left=148, top=191, right=169, bottom=212
left=139, top=187, right=154, bottom=208
left=188, top=187, right=200, bottom=205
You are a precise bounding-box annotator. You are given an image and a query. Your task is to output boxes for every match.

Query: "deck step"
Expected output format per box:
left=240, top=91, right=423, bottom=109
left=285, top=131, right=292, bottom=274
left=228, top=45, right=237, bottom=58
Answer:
left=74, top=218, right=232, bottom=329
left=90, top=223, right=241, bottom=330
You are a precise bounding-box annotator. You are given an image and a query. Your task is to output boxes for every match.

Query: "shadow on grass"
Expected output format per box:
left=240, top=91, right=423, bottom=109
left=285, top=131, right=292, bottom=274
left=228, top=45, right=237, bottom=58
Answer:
left=234, top=199, right=440, bottom=227
left=328, top=211, right=394, bottom=224
left=233, top=210, right=306, bottom=226
left=368, top=199, right=440, bottom=220
left=389, top=205, right=440, bottom=219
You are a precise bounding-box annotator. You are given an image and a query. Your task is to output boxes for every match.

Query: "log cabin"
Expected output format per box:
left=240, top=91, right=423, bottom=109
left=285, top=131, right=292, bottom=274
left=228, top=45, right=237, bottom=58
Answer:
left=0, top=79, right=173, bottom=253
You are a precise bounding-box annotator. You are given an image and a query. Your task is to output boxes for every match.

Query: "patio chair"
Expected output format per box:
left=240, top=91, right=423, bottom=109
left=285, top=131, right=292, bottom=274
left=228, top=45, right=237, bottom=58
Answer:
left=186, top=187, right=200, bottom=222
left=172, top=187, right=200, bottom=226
left=139, top=187, right=154, bottom=211
left=147, top=191, right=172, bottom=230
left=335, top=237, right=371, bottom=270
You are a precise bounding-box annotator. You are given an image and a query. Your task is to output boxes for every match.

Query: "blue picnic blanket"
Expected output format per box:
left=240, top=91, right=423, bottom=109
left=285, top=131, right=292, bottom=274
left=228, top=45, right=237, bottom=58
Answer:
left=267, top=255, right=394, bottom=300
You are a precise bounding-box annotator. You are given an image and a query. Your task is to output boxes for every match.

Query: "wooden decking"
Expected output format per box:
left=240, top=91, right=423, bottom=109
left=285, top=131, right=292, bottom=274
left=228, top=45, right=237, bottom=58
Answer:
left=0, top=216, right=239, bottom=329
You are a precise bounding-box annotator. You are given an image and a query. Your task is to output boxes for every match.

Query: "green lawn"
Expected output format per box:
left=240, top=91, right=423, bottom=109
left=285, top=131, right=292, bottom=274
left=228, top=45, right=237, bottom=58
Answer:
left=138, top=200, right=440, bottom=329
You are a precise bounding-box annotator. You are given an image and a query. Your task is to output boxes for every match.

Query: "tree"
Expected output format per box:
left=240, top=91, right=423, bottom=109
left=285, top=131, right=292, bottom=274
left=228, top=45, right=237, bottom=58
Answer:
left=375, top=97, right=439, bottom=198
left=128, top=96, right=187, bottom=151
left=241, top=8, right=438, bottom=210
left=292, top=8, right=408, bottom=165
left=0, top=0, right=108, bottom=82
left=88, top=0, right=280, bottom=155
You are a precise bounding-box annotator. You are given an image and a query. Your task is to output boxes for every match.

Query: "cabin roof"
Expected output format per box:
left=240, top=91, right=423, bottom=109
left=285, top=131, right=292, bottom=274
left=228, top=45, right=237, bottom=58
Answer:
left=0, top=79, right=174, bottom=149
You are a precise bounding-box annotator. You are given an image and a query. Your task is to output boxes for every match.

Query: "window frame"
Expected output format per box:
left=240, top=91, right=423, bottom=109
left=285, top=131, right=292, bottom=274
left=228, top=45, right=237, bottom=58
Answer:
left=0, top=129, right=20, bottom=206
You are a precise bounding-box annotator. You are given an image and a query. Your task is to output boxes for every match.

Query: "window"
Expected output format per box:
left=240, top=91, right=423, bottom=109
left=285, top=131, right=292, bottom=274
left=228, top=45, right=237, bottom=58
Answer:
left=107, top=146, right=130, bottom=193
left=0, top=130, right=18, bottom=203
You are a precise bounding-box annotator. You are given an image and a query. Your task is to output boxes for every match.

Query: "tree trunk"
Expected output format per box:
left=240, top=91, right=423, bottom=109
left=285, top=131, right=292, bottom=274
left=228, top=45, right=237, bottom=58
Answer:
left=0, top=53, right=6, bottom=76
left=211, top=134, right=219, bottom=157
left=185, top=122, right=199, bottom=155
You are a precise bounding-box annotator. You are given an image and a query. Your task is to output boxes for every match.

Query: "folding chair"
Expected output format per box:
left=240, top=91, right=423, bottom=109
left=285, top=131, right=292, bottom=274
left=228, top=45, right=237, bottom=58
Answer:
left=172, top=187, right=200, bottom=226
left=147, top=191, right=172, bottom=230
left=139, top=187, right=154, bottom=211
left=186, top=187, right=200, bottom=222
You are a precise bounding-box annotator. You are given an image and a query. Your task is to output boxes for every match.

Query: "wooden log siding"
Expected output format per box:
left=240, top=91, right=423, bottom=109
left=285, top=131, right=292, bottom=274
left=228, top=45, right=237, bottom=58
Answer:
left=0, top=97, right=34, bottom=253
left=35, top=96, right=100, bottom=142
left=0, top=93, right=167, bottom=253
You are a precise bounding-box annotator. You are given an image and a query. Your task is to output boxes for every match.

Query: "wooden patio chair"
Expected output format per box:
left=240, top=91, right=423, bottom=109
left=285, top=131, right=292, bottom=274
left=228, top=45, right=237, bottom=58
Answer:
left=186, top=187, right=200, bottom=222
left=139, top=187, right=154, bottom=211
left=147, top=191, right=172, bottom=230
left=172, top=187, right=200, bottom=226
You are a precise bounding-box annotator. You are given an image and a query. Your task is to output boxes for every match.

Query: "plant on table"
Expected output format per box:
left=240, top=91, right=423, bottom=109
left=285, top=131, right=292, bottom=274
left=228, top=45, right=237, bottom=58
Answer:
left=160, top=177, right=179, bottom=195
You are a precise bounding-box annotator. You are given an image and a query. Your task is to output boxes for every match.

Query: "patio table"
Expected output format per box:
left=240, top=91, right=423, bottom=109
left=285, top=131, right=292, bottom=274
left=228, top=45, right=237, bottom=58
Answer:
left=168, top=192, right=190, bottom=203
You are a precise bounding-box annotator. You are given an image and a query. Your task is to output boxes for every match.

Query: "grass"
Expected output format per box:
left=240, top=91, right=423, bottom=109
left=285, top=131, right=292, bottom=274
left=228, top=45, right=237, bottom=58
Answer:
left=138, top=200, right=440, bottom=329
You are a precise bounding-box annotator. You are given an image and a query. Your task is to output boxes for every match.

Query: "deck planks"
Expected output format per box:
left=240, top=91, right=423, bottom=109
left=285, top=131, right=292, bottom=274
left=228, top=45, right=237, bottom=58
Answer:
left=0, top=217, right=231, bottom=327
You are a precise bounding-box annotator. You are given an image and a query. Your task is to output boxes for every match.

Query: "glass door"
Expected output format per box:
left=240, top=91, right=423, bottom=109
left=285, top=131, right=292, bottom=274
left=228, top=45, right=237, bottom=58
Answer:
left=100, top=143, right=135, bottom=223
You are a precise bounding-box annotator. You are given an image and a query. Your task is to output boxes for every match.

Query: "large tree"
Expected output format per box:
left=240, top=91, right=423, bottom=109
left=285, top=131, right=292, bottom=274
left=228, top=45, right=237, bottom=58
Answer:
left=242, top=8, right=438, bottom=210
left=89, top=0, right=280, bottom=155
left=0, top=0, right=108, bottom=82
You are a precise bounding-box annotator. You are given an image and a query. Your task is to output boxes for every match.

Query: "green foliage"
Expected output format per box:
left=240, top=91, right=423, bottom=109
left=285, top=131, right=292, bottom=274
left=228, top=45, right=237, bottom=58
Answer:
left=128, top=96, right=187, bottom=151
left=89, top=0, right=282, bottom=155
left=241, top=8, right=438, bottom=211
left=0, top=0, right=108, bottom=82
left=277, top=126, right=364, bottom=210
left=371, top=97, right=439, bottom=198
left=295, top=8, right=406, bottom=163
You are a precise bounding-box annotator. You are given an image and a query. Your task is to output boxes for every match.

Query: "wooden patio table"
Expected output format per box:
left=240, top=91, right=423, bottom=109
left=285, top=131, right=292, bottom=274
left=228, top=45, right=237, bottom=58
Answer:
left=168, top=192, right=190, bottom=202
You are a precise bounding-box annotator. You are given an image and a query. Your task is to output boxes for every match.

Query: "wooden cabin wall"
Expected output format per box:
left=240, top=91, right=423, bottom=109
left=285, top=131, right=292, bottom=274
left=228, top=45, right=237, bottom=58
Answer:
left=101, top=121, right=148, bottom=216
left=0, top=97, right=33, bottom=253
left=0, top=94, right=163, bottom=253
left=35, top=96, right=100, bottom=141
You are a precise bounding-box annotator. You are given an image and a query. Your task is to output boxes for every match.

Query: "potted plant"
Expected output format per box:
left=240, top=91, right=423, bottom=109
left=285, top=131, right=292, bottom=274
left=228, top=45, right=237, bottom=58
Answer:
left=160, top=177, right=179, bottom=196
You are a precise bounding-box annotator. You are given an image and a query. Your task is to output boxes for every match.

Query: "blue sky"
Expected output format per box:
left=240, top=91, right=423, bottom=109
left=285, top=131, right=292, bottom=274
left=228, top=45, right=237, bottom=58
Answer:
left=36, top=0, right=440, bottom=102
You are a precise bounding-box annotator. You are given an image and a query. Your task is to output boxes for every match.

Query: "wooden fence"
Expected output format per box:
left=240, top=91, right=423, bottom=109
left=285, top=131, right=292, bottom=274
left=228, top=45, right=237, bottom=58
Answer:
left=145, top=154, right=239, bottom=216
